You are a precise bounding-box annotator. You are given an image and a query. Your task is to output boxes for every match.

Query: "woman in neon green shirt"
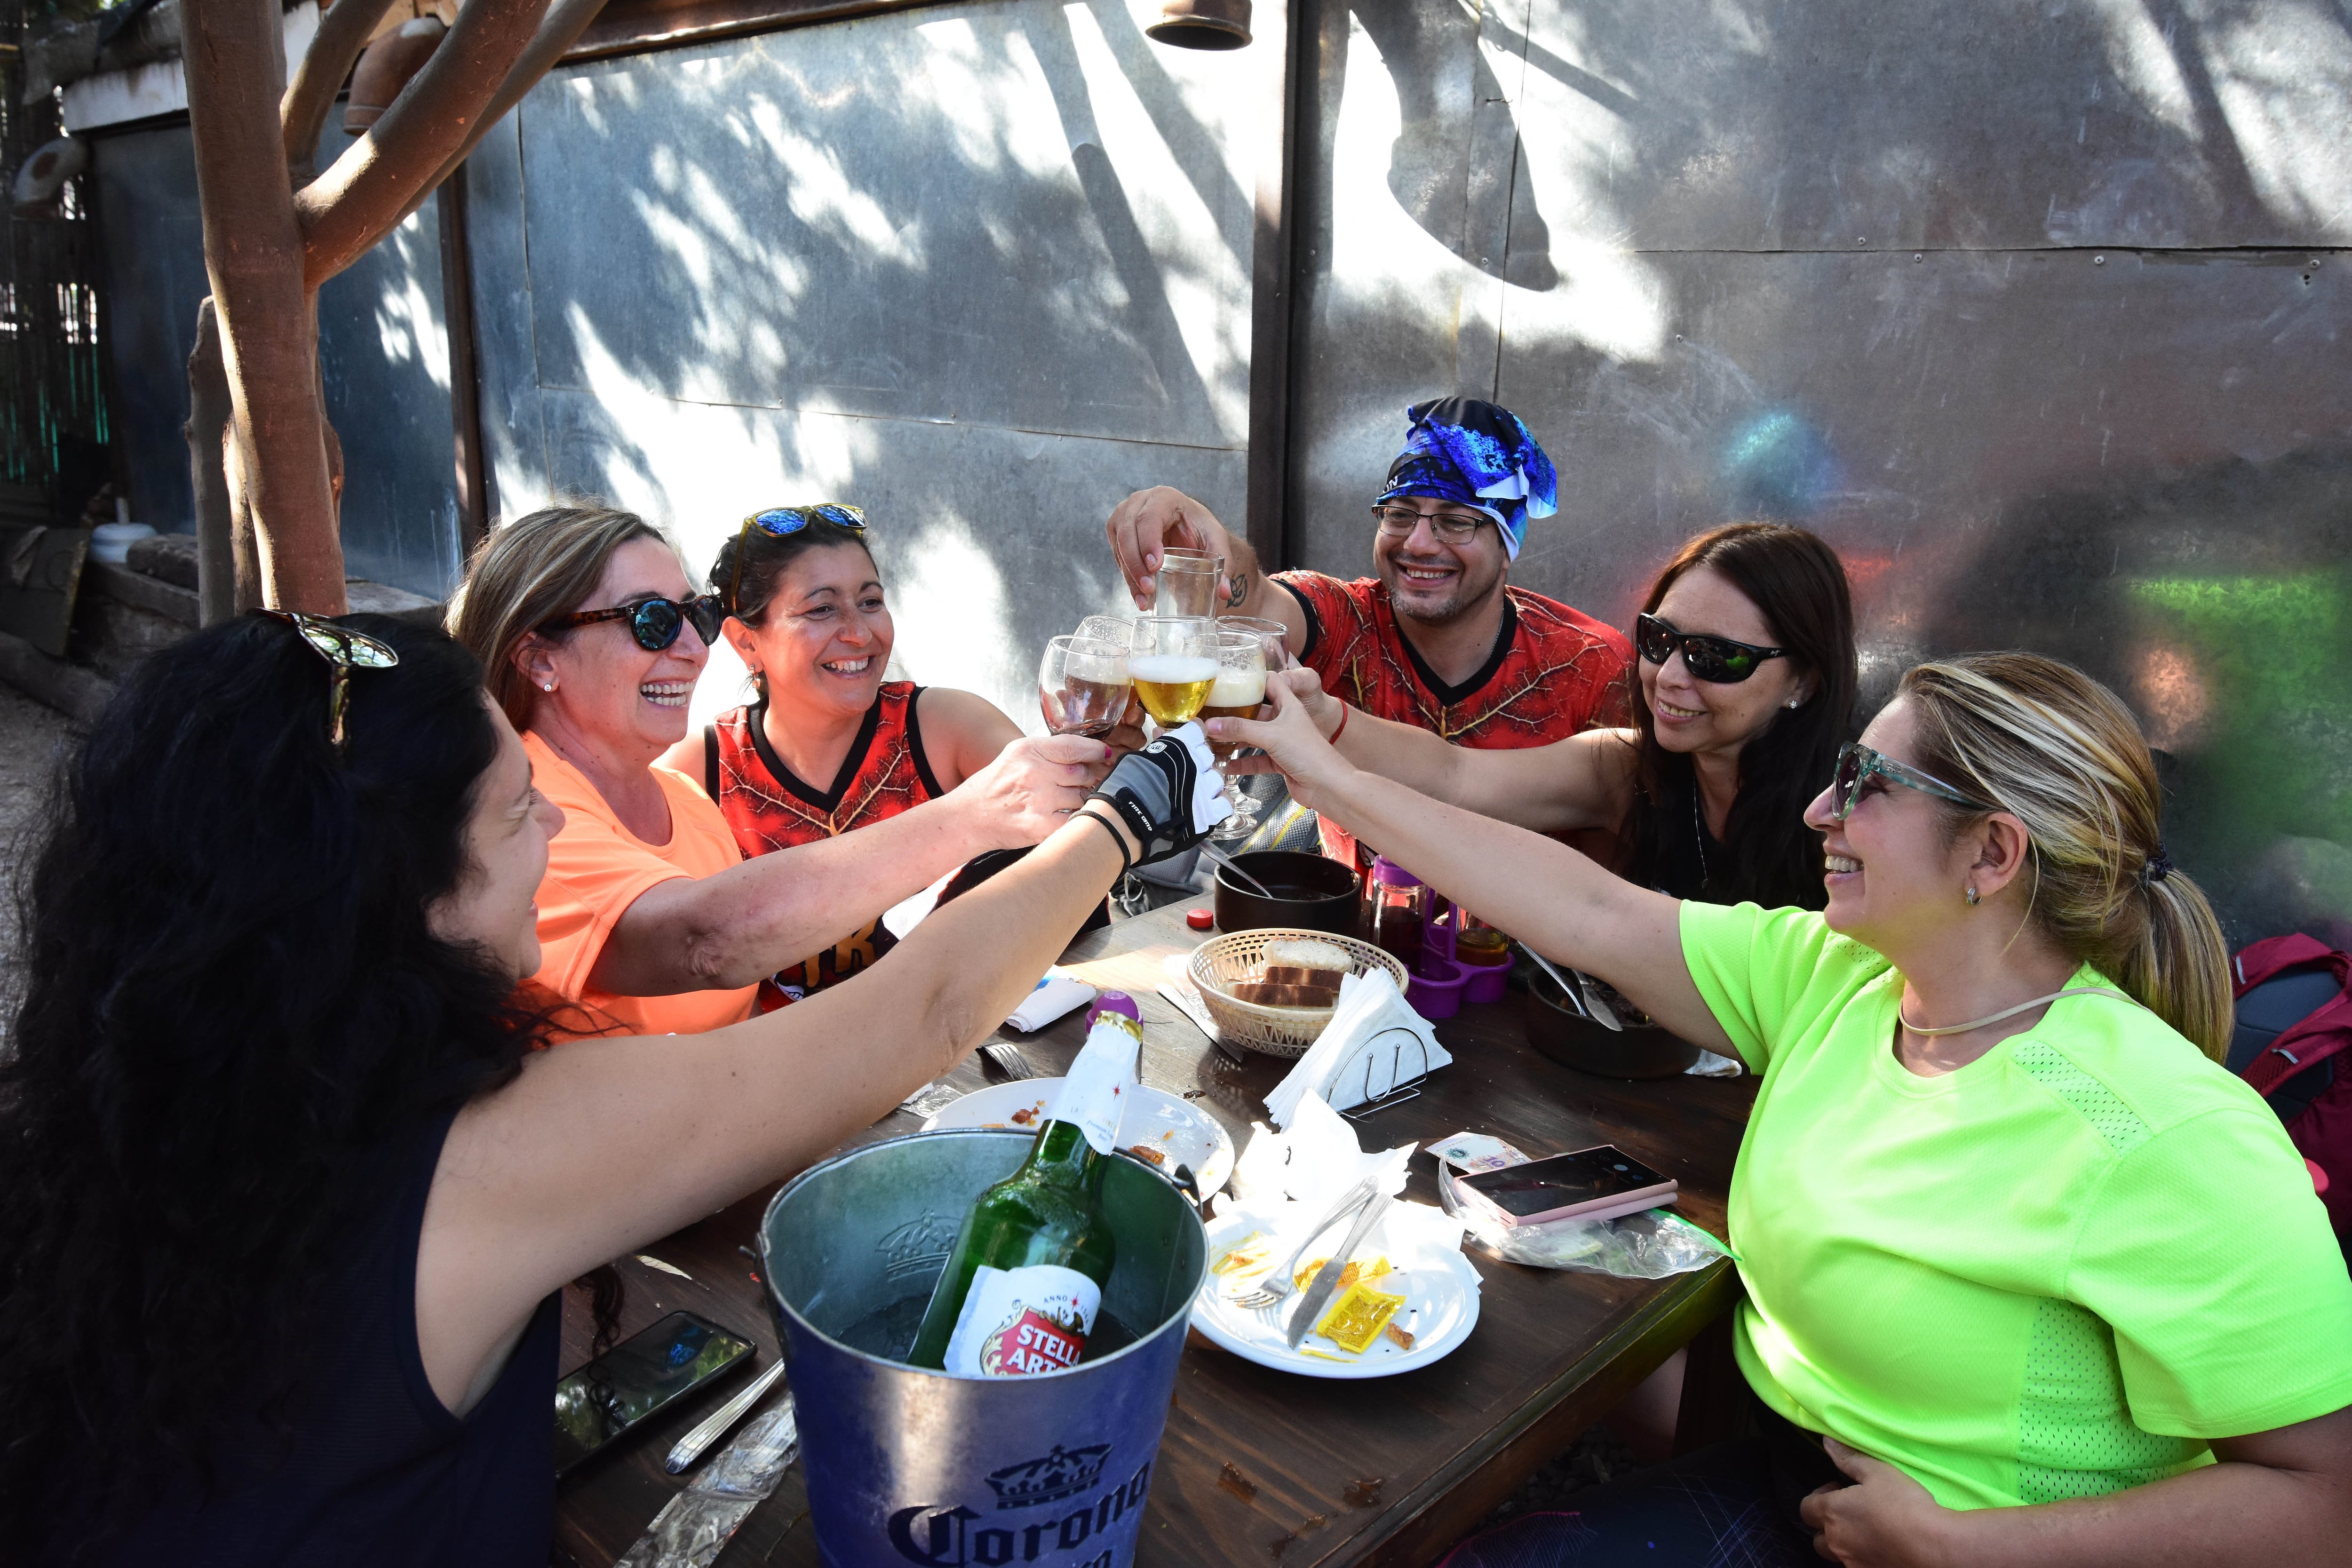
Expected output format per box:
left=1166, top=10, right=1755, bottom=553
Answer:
left=1219, top=652, right=2352, bottom=1566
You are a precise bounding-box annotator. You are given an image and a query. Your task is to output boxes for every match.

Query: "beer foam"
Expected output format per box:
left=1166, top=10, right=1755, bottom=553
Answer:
left=1207, top=670, right=1267, bottom=706
left=1128, top=655, right=1219, bottom=683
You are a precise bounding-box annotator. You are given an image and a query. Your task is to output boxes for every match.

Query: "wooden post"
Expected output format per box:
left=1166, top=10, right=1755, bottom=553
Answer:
left=183, top=0, right=348, bottom=613
left=1244, top=0, right=1309, bottom=573
left=437, top=162, right=491, bottom=552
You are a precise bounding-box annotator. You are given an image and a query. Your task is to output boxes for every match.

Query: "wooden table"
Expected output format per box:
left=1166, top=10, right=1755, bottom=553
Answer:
left=553, top=902, right=1756, bottom=1568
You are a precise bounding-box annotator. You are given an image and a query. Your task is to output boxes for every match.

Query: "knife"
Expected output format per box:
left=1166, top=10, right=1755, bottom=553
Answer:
left=1286, top=1190, right=1394, bottom=1348
left=664, top=1358, right=787, bottom=1474
left=1157, top=982, right=1246, bottom=1065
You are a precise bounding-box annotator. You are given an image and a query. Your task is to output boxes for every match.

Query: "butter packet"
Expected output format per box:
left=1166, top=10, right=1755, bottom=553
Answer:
left=1314, top=1279, right=1407, bottom=1353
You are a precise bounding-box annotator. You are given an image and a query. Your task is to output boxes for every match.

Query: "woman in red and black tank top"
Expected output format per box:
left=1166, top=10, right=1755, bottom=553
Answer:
left=663, top=507, right=1028, bottom=1006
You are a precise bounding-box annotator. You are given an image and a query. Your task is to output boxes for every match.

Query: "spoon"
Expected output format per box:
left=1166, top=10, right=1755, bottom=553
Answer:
left=1521, top=946, right=1594, bottom=1022
left=1196, top=842, right=1277, bottom=900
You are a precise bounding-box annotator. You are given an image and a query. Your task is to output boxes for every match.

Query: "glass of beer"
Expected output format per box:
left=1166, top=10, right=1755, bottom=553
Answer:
left=1152, top=549, right=1225, bottom=619
left=1200, top=629, right=1270, bottom=839
left=1128, top=616, right=1219, bottom=731
left=1038, top=635, right=1130, bottom=737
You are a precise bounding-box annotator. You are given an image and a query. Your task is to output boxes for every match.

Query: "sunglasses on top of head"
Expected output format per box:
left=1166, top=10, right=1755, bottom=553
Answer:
left=1634, top=612, right=1787, bottom=685
left=540, top=593, right=726, bottom=653
left=1827, top=741, right=1999, bottom=822
left=727, top=502, right=869, bottom=613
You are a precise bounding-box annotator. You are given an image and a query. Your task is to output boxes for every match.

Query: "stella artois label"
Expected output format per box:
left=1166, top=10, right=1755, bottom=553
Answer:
left=942, top=1264, right=1102, bottom=1378
left=1049, top=1013, right=1140, bottom=1157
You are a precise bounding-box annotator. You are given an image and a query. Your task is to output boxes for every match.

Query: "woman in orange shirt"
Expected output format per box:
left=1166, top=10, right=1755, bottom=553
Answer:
left=446, top=506, right=1108, bottom=1037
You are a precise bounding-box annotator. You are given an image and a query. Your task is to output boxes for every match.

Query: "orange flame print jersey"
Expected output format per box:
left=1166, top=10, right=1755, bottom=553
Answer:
left=703, top=682, right=946, bottom=1009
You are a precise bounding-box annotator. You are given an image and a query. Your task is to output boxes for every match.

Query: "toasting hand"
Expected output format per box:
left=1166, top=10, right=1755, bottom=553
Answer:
left=954, top=734, right=1116, bottom=850
left=1202, top=676, right=1357, bottom=811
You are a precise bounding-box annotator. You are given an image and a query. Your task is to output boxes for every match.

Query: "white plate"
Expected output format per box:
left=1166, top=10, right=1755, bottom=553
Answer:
left=1188, top=1209, right=1479, bottom=1379
left=921, top=1080, right=1237, bottom=1198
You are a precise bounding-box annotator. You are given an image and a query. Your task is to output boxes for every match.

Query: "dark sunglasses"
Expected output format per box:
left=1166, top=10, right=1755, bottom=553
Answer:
left=1634, top=612, right=1786, bottom=684
left=727, top=502, right=869, bottom=613
left=260, top=608, right=400, bottom=750
left=1828, top=741, right=1998, bottom=821
left=540, top=594, right=726, bottom=653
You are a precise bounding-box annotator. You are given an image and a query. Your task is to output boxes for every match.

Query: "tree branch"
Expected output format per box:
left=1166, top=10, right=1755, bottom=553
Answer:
left=387, top=0, right=610, bottom=231
left=280, top=0, right=405, bottom=184
left=294, top=0, right=553, bottom=288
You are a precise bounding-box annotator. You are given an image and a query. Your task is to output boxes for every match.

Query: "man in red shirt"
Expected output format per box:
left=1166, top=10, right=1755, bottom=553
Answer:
left=1104, top=398, right=1631, bottom=860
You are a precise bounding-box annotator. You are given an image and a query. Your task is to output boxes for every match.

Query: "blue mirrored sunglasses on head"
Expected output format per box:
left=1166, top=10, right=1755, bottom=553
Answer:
left=728, top=503, right=868, bottom=612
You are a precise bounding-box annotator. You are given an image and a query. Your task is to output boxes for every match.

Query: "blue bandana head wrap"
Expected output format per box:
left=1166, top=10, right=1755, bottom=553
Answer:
left=1373, top=398, right=1558, bottom=561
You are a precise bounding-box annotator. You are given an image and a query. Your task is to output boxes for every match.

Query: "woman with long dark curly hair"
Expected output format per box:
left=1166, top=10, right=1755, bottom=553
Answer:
left=1228, top=522, right=1855, bottom=910
left=0, top=612, right=1223, bottom=1564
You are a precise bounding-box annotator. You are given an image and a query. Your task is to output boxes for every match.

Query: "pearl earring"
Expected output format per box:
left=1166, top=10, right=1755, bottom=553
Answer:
left=1964, top=884, right=1980, bottom=906
left=541, top=683, right=555, bottom=692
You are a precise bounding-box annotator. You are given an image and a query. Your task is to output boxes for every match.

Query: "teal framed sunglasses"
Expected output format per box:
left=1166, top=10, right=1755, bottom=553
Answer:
left=726, top=502, right=868, bottom=613
left=1828, top=742, right=1998, bottom=821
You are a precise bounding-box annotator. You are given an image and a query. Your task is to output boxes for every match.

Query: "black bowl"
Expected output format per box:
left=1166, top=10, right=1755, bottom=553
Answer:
left=1522, top=967, right=1702, bottom=1079
left=1211, top=850, right=1360, bottom=936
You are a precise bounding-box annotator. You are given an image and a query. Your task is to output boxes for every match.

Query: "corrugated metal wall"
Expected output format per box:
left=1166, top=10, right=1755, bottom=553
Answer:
left=1290, top=0, right=2352, bottom=943
left=467, top=0, right=1260, bottom=725
left=78, top=0, right=2352, bottom=943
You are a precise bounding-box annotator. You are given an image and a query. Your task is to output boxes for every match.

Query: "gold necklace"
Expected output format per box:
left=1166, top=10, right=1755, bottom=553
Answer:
left=1899, top=986, right=2128, bottom=1037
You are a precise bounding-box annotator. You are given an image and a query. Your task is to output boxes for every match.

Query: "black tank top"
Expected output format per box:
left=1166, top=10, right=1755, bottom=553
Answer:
left=88, top=1111, right=561, bottom=1567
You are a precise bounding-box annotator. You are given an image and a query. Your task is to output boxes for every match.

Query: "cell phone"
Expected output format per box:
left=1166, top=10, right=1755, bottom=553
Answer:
left=551, top=1310, right=755, bottom=1474
left=1454, top=1146, right=1677, bottom=1228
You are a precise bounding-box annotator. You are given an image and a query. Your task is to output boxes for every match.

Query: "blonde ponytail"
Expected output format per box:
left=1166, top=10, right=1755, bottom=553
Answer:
left=1902, top=653, right=2234, bottom=1061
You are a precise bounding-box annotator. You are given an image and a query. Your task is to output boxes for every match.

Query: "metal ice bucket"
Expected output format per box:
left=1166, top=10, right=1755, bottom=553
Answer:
left=759, top=1130, right=1208, bottom=1568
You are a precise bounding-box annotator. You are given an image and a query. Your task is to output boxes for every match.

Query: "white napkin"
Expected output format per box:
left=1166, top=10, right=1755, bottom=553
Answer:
left=1687, top=1048, right=1743, bottom=1078
left=1264, top=969, right=1451, bottom=1127
left=1228, top=1091, right=1413, bottom=1208
left=1003, top=970, right=1099, bottom=1033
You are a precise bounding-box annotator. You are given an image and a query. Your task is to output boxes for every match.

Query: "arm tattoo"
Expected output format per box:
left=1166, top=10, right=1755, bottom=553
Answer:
left=1225, top=569, right=1252, bottom=608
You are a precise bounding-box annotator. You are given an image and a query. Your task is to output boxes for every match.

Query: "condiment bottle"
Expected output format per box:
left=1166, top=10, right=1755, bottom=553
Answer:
left=908, top=995, right=1141, bottom=1376
left=1362, top=856, right=1426, bottom=974
left=1455, top=910, right=1512, bottom=967
left=1422, top=892, right=1457, bottom=975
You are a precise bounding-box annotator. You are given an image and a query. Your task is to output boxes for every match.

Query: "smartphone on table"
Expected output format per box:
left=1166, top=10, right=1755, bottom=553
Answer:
left=552, top=1309, right=756, bottom=1474
left=1454, top=1146, right=1677, bottom=1228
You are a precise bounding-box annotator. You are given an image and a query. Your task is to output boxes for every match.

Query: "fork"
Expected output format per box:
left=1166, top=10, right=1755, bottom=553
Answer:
left=981, top=1041, right=1040, bottom=1080
left=1229, top=1176, right=1379, bottom=1311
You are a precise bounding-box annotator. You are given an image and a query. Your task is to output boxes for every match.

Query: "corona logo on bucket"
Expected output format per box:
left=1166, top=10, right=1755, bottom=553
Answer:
left=887, top=1449, right=1152, bottom=1566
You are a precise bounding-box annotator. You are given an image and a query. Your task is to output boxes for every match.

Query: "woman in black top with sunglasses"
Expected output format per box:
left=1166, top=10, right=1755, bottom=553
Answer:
left=1225, top=524, right=1855, bottom=910
left=445, top=506, right=1110, bottom=1038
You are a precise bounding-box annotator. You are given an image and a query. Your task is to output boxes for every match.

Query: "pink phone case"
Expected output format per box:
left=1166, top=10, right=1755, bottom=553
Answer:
left=1450, top=1168, right=1677, bottom=1228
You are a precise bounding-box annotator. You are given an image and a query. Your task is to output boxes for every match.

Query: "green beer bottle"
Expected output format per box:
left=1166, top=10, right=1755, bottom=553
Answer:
left=908, top=995, right=1143, bottom=1375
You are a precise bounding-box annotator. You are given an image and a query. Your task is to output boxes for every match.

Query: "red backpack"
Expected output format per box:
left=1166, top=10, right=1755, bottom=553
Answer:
left=2229, top=935, right=2352, bottom=1241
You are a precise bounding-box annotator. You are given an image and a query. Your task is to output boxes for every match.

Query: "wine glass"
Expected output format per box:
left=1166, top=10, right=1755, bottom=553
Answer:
left=1038, top=635, right=1130, bottom=737
left=1128, top=616, right=1219, bottom=732
left=1152, top=550, right=1225, bottom=619
left=1074, top=614, right=1133, bottom=649
left=1200, top=629, right=1270, bottom=840
left=1217, top=613, right=1293, bottom=671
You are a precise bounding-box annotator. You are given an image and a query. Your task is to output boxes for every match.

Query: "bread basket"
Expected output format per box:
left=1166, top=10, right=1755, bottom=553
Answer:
left=1188, top=928, right=1411, bottom=1059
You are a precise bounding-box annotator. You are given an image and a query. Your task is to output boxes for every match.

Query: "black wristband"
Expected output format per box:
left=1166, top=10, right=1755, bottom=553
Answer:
left=1074, top=807, right=1133, bottom=877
